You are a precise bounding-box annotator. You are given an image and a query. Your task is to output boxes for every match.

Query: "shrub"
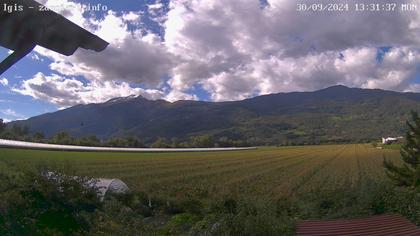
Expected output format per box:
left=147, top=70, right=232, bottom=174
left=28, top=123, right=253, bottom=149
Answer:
left=0, top=168, right=101, bottom=235
left=195, top=197, right=295, bottom=236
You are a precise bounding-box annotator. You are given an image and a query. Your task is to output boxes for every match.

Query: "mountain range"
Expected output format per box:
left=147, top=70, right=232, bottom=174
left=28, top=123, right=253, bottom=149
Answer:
left=12, top=85, right=420, bottom=145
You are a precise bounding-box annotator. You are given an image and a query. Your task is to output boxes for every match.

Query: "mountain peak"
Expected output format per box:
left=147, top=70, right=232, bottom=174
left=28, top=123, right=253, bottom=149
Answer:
left=105, top=94, right=140, bottom=104
left=322, top=85, right=351, bottom=90
left=315, top=85, right=361, bottom=97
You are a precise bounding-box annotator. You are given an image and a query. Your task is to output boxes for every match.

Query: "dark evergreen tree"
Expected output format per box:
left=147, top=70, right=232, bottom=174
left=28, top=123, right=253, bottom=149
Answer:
left=384, top=111, right=420, bottom=188
left=0, top=118, right=6, bottom=134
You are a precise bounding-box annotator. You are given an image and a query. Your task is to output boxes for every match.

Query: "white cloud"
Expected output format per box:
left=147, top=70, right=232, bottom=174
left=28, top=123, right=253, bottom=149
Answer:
left=34, top=7, right=174, bottom=87
left=148, top=0, right=165, bottom=17
left=24, top=0, right=420, bottom=105
left=148, top=4, right=168, bottom=27
left=149, top=1, right=163, bottom=11
left=27, top=1, right=172, bottom=106
left=70, top=34, right=174, bottom=87
left=30, top=53, right=43, bottom=61
left=0, top=78, right=8, bottom=86
left=254, top=47, right=420, bottom=95
left=0, top=108, right=25, bottom=120
left=93, top=11, right=131, bottom=43
left=122, top=11, right=141, bottom=22
left=361, top=47, right=420, bottom=90
left=165, top=90, right=198, bottom=102
left=1, top=109, right=18, bottom=117
left=204, top=71, right=259, bottom=101
left=38, top=0, right=86, bottom=27
left=164, top=0, right=420, bottom=100
left=14, top=72, right=165, bottom=106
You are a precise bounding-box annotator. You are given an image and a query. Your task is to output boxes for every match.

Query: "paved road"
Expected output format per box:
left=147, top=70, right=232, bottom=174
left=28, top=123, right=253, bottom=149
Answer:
left=0, top=139, right=257, bottom=152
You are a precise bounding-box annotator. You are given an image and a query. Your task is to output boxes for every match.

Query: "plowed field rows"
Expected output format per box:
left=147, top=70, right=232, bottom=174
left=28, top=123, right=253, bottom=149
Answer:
left=0, top=144, right=400, bottom=199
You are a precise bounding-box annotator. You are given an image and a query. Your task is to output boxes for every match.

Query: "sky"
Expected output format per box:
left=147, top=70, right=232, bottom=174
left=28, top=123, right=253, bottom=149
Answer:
left=0, top=0, right=419, bottom=121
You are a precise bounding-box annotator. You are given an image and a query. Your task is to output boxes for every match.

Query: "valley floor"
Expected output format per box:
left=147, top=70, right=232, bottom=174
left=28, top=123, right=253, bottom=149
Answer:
left=0, top=144, right=400, bottom=200
left=2, top=144, right=418, bottom=235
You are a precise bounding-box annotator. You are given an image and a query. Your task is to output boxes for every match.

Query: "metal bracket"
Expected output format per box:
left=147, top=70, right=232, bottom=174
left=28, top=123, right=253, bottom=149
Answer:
left=0, top=43, right=36, bottom=75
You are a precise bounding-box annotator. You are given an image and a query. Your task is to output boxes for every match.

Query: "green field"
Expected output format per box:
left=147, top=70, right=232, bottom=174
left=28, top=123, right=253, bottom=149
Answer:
left=0, top=144, right=401, bottom=200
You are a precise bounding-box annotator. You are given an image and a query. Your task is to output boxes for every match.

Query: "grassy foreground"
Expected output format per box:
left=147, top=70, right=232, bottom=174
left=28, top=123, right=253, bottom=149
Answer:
left=2, top=144, right=419, bottom=235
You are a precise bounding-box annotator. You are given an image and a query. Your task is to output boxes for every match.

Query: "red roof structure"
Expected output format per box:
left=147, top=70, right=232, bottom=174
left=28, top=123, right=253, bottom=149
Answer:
left=297, top=214, right=420, bottom=236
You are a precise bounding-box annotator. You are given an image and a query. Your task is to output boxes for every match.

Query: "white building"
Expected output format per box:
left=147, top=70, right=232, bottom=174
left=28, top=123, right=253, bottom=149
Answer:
left=382, top=136, right=403, bottom=144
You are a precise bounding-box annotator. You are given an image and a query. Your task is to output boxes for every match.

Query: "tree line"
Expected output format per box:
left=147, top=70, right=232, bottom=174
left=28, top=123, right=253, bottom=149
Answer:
left=0, top=119, right=250, bottom=148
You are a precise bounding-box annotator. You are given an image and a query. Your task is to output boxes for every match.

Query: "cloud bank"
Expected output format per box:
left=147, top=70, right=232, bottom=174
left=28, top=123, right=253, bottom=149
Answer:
left=13, top=0, right=420, bottom=106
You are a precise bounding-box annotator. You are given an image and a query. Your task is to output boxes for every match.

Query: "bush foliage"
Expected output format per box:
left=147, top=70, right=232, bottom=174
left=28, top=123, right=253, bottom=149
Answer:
left=384, top=111, right=420, bottom=188
left=1, top=166, right=420, bottom=236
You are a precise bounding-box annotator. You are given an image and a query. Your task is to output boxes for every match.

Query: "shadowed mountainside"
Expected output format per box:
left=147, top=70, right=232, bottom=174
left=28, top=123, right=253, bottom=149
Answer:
left=12, top=85, right=420, bottom=144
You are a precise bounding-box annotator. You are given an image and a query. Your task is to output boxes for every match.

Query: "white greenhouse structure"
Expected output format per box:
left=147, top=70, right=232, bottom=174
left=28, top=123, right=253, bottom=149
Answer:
left=44, top=171, right=130, bottom=201
left=94, top=178, right=130, bottom=200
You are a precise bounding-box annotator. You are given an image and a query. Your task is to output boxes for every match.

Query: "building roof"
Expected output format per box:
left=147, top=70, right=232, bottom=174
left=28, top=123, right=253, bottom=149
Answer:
left=297, top=214, right=420, bottom=236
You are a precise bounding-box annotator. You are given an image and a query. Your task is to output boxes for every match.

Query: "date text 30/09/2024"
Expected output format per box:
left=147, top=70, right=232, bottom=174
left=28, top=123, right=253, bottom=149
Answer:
left=296, top=3, right=418, bottom=12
